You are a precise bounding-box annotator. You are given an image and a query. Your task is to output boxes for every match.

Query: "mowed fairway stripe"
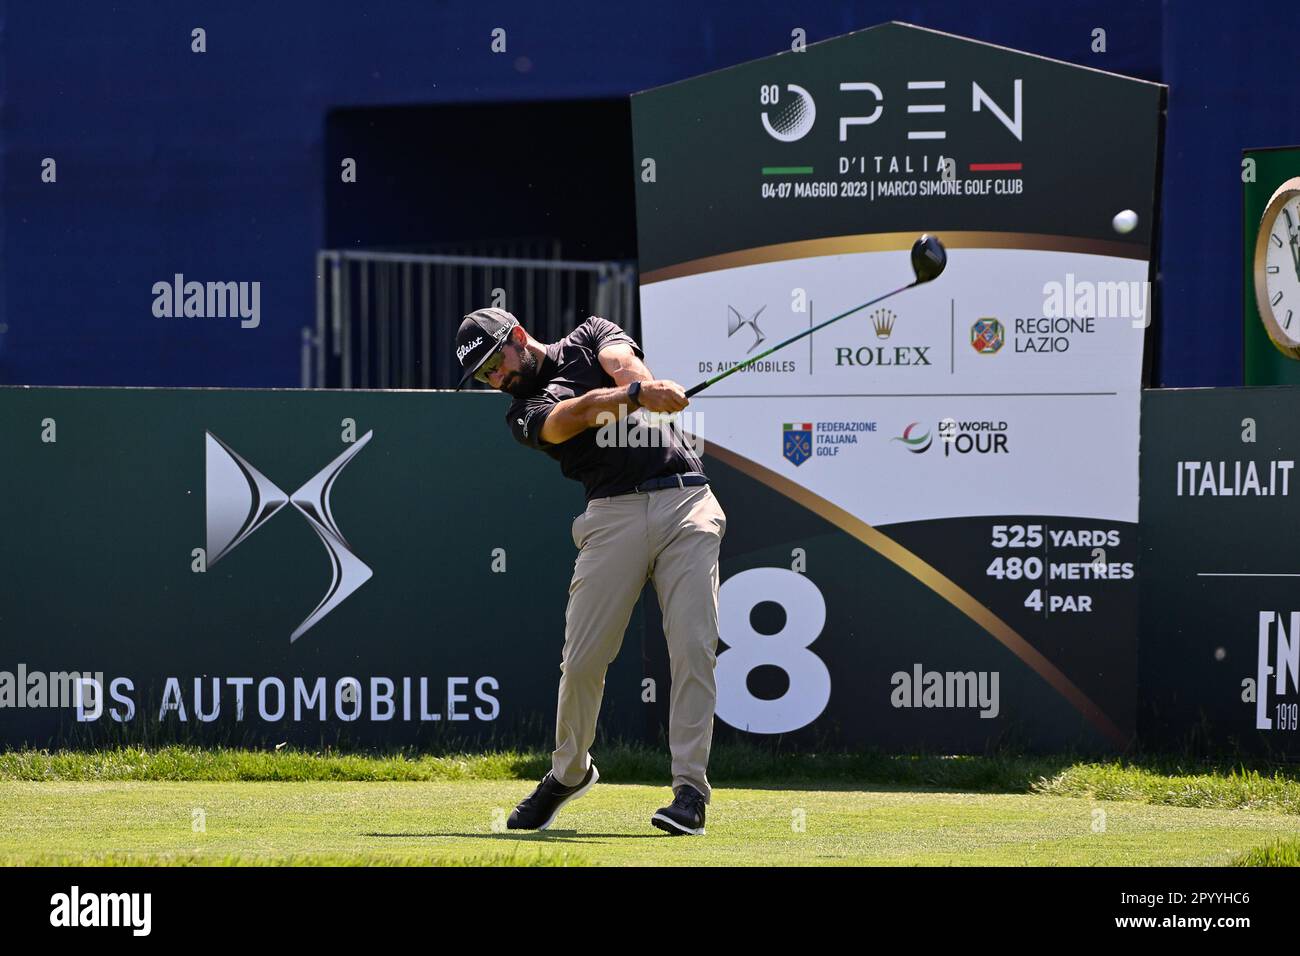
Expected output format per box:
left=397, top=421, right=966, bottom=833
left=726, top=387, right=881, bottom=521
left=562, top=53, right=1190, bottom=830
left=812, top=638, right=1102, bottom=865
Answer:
left=0, top=781, right=1295, bottom=866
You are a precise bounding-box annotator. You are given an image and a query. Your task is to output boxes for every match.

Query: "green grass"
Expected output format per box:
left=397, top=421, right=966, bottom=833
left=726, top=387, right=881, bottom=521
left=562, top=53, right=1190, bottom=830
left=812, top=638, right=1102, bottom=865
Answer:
left=3, top=779, right=1298, bottom=866
left=0, top=742, right=1077, bottom=786
left=1234, top=838, right=1300, bottom=867
left=7, top=744, right=1300, bottom=807
left=5, top=745, right=1300, bottom=865
left=1034, top=762, right=1300, bottom=815
left=0, top=745, right=537, bottom=783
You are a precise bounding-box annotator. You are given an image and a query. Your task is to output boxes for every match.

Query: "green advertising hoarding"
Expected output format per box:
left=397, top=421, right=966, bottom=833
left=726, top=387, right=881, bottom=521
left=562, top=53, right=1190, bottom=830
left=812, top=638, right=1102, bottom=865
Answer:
left=1, top=381, right=1149, bottom=753
left=0, top=387, right=645, bottom=748
left=1140, top=386, right=1300, bottom=754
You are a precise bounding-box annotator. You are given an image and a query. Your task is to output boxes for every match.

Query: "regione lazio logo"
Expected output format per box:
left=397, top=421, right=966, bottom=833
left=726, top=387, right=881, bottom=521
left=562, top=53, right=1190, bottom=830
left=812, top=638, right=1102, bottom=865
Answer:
left=971, top=318, right=1005, bottom=354
left=205, top=431, right=374, bottom=642
left=783, top=422, right=813, bottom=466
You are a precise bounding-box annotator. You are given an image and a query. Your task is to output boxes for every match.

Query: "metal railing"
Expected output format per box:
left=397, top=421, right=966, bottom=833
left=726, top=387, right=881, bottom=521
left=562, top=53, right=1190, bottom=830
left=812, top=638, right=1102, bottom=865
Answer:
left=305, top=250, right=638, bottom=389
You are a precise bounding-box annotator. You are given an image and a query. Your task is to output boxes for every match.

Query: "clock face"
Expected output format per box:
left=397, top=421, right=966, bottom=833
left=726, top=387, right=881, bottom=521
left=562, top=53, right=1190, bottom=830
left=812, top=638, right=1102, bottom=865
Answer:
left=1254, top=177, right=1300, bottom=358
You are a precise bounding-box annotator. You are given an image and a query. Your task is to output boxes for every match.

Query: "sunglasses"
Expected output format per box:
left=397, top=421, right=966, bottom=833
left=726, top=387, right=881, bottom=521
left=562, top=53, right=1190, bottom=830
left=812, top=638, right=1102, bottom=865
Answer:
left=473, top=343, right=509, bottom=384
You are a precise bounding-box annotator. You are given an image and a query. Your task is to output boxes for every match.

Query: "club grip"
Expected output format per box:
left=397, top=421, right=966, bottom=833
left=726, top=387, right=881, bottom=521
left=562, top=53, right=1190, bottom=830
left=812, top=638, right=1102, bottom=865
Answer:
left=685, top=381, right=708, bottom=398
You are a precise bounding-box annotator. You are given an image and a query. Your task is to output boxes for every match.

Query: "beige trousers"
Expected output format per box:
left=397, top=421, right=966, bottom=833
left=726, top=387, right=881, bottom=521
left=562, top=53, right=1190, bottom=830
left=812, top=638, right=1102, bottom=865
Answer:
left=553, top=483, right=726, bottom=801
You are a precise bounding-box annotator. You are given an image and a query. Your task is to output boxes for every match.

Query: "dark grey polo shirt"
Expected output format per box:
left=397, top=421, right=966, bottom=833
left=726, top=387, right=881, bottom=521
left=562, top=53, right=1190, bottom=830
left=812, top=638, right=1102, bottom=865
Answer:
left=506, top=317, right=704, bottom=500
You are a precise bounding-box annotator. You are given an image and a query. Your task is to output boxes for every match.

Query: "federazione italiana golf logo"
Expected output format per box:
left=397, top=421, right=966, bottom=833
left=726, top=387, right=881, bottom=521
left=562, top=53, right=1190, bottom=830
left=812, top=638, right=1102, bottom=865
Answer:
left=780, top=420, right=879, bottom=464
left=783, top=422, right=813, bottom=465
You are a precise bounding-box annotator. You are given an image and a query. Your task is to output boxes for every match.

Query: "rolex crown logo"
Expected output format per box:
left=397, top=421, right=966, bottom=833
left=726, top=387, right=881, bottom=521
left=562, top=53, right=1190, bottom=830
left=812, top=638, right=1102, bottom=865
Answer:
left=871, top=308, right=896, bottom=340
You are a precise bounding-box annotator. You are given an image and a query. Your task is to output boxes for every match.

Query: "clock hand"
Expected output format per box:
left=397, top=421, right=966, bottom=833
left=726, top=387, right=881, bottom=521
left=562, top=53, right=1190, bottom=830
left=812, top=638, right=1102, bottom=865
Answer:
left=1292, top=234, right=1300, bottom=281
left=1287, top=208, right=1300, bottom=279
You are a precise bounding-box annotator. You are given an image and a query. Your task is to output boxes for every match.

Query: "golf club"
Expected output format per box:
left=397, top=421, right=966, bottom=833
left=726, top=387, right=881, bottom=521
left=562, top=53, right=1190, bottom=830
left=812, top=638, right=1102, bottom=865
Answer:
left=684, top=233, right=948, bottom=398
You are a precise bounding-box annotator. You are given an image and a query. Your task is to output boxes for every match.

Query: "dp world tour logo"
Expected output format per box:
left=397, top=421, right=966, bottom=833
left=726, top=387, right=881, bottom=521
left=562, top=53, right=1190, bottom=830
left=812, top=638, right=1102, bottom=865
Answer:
left=205, top=431, right=374, bottom=642
left=893, top=422, right=932, bottom=453
left=783, top=422, right=813, bottom=466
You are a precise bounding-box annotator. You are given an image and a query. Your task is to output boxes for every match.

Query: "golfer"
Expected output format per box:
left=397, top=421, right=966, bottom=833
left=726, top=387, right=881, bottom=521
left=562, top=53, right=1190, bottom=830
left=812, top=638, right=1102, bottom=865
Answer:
left=455, top=307, right=726, bottom=836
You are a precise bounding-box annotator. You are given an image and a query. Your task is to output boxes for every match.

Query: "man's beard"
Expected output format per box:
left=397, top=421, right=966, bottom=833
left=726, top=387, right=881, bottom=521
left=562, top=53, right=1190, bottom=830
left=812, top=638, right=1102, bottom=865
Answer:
left=502, top=348, right=540, bottom=398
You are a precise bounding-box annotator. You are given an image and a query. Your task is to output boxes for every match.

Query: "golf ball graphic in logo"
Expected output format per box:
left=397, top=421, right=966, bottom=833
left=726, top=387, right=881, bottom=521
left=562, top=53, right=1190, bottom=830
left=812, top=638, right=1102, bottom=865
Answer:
left=893, top=422, right=932, bottom=453
left=761, top=84, right=816, bottom=142
left=971, top=318, right=1005, bottom=354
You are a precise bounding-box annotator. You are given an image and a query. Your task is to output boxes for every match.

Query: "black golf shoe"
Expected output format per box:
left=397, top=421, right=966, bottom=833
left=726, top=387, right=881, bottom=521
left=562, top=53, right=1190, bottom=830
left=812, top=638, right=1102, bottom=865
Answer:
left=506, top=764, right=599, bottom=831
left=651, top=784, right=707, bottom=836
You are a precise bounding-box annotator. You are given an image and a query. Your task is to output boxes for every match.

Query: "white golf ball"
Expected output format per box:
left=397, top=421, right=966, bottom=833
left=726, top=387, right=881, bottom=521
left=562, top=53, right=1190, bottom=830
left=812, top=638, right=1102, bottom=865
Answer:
left=1112, top=209, right=1138, bottom=234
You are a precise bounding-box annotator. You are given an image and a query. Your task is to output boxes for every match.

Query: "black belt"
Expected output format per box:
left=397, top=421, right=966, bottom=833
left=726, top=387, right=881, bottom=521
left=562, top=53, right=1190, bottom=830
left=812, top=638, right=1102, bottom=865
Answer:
left=628, top=471, right=710, bottom=494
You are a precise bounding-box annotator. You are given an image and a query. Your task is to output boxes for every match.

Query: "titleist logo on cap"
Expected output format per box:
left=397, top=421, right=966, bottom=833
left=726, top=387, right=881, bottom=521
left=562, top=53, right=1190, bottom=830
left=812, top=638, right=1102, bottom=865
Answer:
left=456, top=337, right=483, bottom=363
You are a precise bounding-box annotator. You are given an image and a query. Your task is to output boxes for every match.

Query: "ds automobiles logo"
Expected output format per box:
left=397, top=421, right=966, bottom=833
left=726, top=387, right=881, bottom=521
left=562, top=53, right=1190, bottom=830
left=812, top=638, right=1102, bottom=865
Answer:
left=205, top=431, right=374, bottom=642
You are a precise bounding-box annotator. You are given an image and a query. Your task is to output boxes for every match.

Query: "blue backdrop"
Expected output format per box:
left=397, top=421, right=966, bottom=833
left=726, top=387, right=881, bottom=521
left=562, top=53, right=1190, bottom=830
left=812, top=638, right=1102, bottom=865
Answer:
left=0, top=0, right=1292, bottom=387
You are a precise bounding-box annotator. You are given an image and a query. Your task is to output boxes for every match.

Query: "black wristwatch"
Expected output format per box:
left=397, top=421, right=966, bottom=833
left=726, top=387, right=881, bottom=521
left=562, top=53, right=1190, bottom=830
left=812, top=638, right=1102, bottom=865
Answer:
left=627, top=381, right=642, bottom=409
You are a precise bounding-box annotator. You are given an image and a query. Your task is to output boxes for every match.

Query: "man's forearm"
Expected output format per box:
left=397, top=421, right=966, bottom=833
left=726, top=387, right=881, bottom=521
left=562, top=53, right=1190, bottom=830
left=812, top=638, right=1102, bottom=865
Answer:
left=540, top=385, right=638, bottom=444
left=573, top=385, right=639, bottom=426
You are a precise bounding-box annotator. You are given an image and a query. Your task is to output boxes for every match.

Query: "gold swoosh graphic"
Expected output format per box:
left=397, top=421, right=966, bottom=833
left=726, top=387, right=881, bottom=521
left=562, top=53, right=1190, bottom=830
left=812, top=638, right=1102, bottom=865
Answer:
left=702, top=439, right=1129, bottom=747
left=642, top=230, right=1148, bottom=285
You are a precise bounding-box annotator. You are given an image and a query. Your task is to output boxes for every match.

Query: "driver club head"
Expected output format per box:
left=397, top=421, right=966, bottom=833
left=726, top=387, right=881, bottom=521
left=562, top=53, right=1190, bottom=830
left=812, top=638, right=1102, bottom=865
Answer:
left=910, top=234, right=947, bottom=284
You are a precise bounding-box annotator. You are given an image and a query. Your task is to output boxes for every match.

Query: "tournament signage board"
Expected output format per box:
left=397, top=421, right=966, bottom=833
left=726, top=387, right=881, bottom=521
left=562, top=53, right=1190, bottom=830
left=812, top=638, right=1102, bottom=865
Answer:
left=1139, top=386, right=1300, bottom=755
left=632, top=23, right=1165, bottom=749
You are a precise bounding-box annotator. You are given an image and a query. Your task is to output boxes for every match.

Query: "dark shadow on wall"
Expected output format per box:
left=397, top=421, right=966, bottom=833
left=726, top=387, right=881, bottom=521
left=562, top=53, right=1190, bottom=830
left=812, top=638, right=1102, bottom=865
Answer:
left=324, top=100, right=638, bottom=261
